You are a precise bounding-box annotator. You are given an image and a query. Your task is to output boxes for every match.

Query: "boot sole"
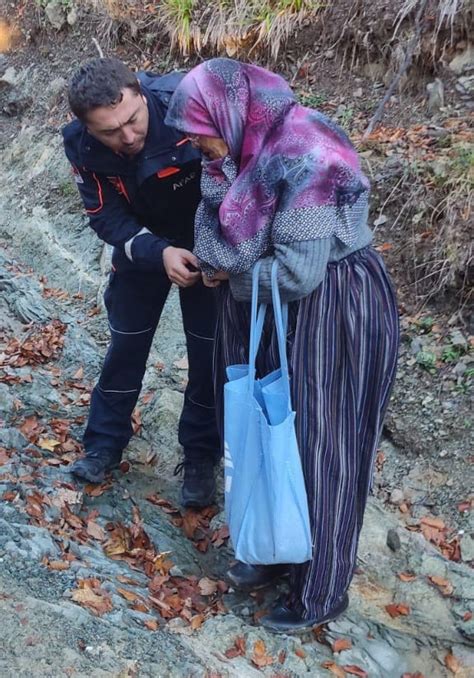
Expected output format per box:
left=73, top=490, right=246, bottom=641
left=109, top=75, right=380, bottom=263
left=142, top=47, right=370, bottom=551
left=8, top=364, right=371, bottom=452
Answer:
left=262, top=595, right=349, bottom=634
left=180, top=494, right=217, bottom=509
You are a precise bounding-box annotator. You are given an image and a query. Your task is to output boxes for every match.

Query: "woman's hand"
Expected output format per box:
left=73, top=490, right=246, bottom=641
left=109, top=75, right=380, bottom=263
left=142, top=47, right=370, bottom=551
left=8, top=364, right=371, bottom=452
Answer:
left=202, top=271, right=230, bottom=288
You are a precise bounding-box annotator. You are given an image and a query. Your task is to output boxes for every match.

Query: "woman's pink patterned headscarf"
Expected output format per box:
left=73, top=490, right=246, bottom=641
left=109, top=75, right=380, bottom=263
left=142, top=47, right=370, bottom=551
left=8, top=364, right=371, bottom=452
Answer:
left=165, top=58, right=369, bottom=275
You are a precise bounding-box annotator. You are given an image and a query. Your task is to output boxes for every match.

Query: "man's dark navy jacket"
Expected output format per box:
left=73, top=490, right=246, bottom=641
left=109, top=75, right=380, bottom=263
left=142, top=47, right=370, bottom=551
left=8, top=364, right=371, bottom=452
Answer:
left=62, top=71, right=201, bottom=272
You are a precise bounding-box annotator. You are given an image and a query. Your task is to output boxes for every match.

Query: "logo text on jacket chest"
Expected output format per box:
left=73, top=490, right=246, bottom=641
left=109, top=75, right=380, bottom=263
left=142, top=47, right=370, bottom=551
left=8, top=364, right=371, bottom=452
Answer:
left=172, top=172, right=196, bottom=191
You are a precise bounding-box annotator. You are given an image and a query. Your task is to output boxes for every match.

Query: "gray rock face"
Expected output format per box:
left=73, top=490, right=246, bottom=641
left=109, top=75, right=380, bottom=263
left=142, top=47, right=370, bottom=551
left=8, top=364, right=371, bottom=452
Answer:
left=141, top=387, right=184, bottom=477
left=449, top=44, right=474, bottom=75
left=44, top=1, right=67, bottom=30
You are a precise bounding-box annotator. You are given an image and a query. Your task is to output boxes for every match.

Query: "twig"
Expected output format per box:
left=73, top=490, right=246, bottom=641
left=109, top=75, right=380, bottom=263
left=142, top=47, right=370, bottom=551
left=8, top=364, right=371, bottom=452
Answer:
left=363, top=0, right=428, bottom=139
left=92, top=37, right=104, bottom=58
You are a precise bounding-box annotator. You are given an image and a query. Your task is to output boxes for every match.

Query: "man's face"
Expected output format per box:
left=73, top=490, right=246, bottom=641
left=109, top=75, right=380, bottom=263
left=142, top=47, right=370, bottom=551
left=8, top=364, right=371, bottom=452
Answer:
left=85, top=86, right=149, bottom=156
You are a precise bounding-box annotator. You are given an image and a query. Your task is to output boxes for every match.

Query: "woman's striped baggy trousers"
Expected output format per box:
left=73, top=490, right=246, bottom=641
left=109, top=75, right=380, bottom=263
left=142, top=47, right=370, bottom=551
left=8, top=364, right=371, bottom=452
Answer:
left=214, top=247, right=400, bottom=618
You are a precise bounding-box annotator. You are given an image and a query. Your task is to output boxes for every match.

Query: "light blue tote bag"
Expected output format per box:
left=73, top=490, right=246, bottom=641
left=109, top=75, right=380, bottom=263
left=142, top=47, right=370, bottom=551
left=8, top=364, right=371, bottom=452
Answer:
left=224, top=260, right=312, bottom=565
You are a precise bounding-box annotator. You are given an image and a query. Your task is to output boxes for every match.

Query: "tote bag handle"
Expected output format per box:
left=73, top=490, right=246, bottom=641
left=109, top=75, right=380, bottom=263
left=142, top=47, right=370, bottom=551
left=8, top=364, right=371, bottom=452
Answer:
left=248, top=260, right=289, bottom=397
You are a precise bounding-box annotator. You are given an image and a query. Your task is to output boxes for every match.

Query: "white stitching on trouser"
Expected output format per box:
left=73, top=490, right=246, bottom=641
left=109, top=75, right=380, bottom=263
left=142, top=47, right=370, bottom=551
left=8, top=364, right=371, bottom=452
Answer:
left=97, top=386, right=139, bottom=394
left=188, top=396, right=215, bottom=410
left=109, top=324, right=153, bottom=335
left=186, top=330, right=214, bottom=341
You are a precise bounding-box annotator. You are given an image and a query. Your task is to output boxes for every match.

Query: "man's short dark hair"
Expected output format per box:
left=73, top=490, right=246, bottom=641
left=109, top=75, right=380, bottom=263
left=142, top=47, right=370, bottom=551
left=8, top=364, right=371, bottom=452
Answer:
left=68, top=57, right=141, bottom=121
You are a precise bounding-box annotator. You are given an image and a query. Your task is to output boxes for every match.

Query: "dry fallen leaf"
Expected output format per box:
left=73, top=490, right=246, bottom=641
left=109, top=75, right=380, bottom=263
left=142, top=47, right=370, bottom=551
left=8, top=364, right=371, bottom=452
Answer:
left=321, top=661, right=346, bottom=677
left=397, top=572, right=417, bottom=583
left=428, top=575, right=454, bottom=596
left=332, top=638, right=352, bottom=653
left=46, top=560, right=70, bottom=571
left=116, top=575, right=140, bottom=586
left=210, top=524, right=230, bottom=548
left=385, top=603, right=410, bottom=618
left=224, top=646, right=241, bottom=659
left=84, top=482, right=111, bottom=497
left=71, top=585, right=112, bottom=616
left=116, top=587, right=143, bottom=603
left=182, top=509, right=207, bottom=539
left=190, top=613, right=205, bottom=630
left=73, top=366, right=84, bottom=380
left=87, top=520, right=106, bottom=541
left=420, top=515, right=446, bottom=530
left=62, top=504, right=84, bottom=530
left=103, top=523, right=131, bottom=557
left=343, top=666, right=368, bottom=678
left=153, top=552, right=174, bottom=575
left=445, top=653, right=461, bottom=674
left=251, top=639, right=274, bottom=668
left=38, top=437, right=61, bottom=452
left=143, top=618, right=159, bottom=631
left=198, top=577, right=218, bottom=596
left=52, top=488, right=83, bottom=509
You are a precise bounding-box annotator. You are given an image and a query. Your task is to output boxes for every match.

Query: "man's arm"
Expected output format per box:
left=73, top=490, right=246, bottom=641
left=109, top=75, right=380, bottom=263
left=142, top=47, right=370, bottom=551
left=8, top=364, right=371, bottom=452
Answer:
left=70, top=165, right=200, bottom=285
left=70, top=164, right=167, bottom=271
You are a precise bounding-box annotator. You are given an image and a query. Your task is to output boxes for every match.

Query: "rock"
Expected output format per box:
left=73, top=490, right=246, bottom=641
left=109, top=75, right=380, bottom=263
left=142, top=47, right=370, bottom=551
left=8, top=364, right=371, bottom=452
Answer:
left=454, top=361, right=468, bottom=377
left=209, top=509, right=227, bottom=532
left=450, top=329, right=468, bottom=349
left=0, top=426, right=27, bottom=449
left=0, top=520, right=60, bottom=560
left=456, top=75, right=474, bottom=99
left=46, top=76, right=66, bottom=103
left=386, top=528, right=401, bottom=552
left=126, top=439, right=155, bottom=466
left=426, top=78, right=444, bottom=112
left=0, top=66, right=18, bottom=88
left=460, top=534, right=474, bottom=563
left=0, top=384, right=14, bottom=417
left=141, top=387, right=184, bottom=475
left=389, top=489, right=404, bottom=506
left=449, top=44, right=474, bottom=75
left=44, top=1, right=67, bottom=30
left=410, top=336, right=424, bottom=354
left=66, top=6, right=78, bottom=26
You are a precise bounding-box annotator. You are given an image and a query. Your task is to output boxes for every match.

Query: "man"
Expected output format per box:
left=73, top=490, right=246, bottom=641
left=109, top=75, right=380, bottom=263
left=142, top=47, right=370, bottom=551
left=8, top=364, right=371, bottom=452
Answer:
left=62, top=57, right=219, bottom=507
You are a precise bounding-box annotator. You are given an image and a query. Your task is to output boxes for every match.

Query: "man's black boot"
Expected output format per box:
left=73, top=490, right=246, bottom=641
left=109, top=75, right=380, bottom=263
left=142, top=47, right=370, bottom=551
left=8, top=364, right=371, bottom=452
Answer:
left=174, top=457, right=216, bottom=508
left=69, top=450, right=122, bottom=484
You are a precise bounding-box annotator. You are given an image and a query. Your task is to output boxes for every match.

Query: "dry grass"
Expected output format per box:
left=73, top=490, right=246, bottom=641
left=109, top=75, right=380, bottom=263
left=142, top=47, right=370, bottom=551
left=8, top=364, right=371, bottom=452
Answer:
left=87, top=0, right=472, bottom=67
left=157, top=0, right=322, bottom=59
left=362, top=124, right=473, bottom=305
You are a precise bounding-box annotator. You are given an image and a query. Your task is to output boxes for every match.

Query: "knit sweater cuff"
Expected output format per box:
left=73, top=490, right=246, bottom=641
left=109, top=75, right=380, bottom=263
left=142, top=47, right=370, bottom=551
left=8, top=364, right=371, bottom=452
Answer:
left=229, top=238, right=332, bottom=303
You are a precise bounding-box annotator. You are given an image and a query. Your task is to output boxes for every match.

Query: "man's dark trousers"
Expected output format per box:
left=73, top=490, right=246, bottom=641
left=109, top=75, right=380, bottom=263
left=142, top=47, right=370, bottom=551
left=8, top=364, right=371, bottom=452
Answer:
left=83, top=249, right=219, bottom=462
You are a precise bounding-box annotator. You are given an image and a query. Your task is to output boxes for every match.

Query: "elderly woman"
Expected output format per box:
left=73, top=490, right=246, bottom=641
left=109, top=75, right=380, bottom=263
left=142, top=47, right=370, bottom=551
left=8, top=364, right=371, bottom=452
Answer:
left=165, top=58, right=399, bottom=633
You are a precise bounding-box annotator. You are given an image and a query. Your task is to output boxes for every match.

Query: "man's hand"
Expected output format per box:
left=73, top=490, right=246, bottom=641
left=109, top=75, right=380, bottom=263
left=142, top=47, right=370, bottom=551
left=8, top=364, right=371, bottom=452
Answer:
left=162, top=247, right=201, bottom=287
left=202, top=270, right=230, bottom=288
